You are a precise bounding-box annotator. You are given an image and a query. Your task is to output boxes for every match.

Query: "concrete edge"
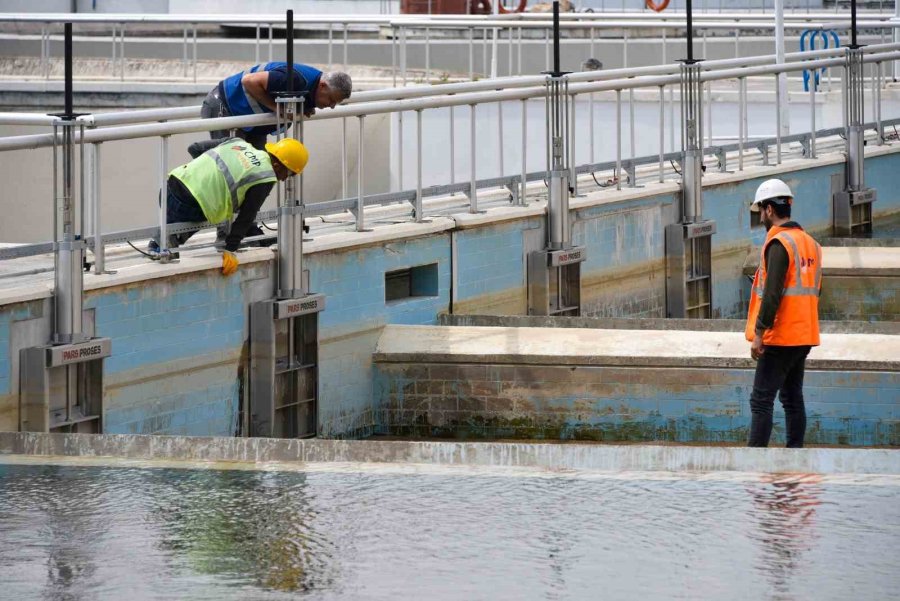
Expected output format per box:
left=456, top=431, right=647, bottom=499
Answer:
left=0, top=432, right=897, bottom=475
left=370, top=351, right=898, bottom=372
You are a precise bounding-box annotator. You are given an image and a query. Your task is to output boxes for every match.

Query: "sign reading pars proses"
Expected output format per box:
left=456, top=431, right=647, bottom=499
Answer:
left=548, top=246, right=587, bottom=267
left=274, top=294, right=326, bottom=320
left=46, top=338, right=112, bottom=367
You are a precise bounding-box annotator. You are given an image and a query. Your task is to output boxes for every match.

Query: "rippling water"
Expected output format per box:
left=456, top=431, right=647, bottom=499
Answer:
left=0, top=460, right=897, bottom=600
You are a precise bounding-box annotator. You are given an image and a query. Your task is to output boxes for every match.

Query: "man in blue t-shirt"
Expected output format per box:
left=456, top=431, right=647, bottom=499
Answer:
left=188, top=63, right=352, bottom=156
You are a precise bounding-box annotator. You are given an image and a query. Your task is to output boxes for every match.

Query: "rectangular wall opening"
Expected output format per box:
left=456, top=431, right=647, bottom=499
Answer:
left=385, top=263, right=439, bottom=302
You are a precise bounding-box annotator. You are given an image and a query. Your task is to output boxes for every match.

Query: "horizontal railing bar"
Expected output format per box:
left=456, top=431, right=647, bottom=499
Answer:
left=5, top=118, right=897, bottom=264
left=0, top=12, right=893, bottom=25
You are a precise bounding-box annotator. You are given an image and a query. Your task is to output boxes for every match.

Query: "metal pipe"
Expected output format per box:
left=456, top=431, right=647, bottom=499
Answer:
left=90, top=142, right=106, bottom=274
left=398, top=112, right=403, bottom=190
left=658, top=85, right=665, bottom=183
left=450, top=105, right=456, bottom=186
left=809, top=74, right=816, bottom=158
left=357, top=115, right=366, bottom=230
left=341, top=117, right=348, bottom=199
left=521, top=98, right=527, bottom=206
left=416, top=109, right=424, bottom=222
left=470, top=104, right=478, bottom=213
left=158, top=135, right=169, bottom=258
left=498, top=101, right=504, bottom=178
left=343, top=24, right=349, bottom=72
left=616, top=89, right=622, bottom=190
left=775, top=74, right=782, bottom=164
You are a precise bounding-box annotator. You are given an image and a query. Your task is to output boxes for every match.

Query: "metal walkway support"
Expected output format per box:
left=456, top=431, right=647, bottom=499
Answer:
left=527, top=1, right=585, bottom=317
left=249, top=10, right=324, bottom=439
left=666, top=0, right=716, bottom=319
left=833, top=3, right=877, bottom=237
left=20, top=23, right=111, bottom=434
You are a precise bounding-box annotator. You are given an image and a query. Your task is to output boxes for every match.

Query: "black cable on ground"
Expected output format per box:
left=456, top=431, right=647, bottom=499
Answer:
left=260, top=220, right=277, bottom=231
left=128, top=240, right=156, bottom=259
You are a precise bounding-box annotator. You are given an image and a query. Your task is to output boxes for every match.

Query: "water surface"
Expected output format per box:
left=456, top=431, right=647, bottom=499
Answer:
left=0, top=460, right=897, bottom=600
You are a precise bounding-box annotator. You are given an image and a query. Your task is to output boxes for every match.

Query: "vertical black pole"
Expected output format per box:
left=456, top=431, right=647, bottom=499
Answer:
left=64, top=22, right=73, bottom=118
left=552, top=1, right=560, bottom=75
left=286, top=10, right=294, bottom=93
left=850, top=0, right=858, bottom=47
left=686, top=0, right=694, bottom=62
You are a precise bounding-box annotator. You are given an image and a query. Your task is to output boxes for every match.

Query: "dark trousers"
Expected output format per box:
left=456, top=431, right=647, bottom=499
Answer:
left=199, top=86, right=267, bottom=149
left=748, top=345, right=812, bottom=448
left=150, top=188, right=206, bottom=251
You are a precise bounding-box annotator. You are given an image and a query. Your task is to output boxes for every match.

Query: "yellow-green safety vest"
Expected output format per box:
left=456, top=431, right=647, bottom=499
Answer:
left=170, top=138, right=277, bottom=224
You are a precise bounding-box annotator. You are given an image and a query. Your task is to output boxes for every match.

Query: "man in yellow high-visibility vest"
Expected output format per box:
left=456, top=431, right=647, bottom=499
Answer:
left=149, top=137, right=308, bottom=275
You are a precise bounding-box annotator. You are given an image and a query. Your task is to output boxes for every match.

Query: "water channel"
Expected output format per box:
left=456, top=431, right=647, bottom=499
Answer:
left=1, top=459, right=897, bottom=600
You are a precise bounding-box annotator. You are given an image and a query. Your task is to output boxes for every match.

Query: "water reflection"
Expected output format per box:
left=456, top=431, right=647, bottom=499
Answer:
left=144, top=469, right=336, bottom=593
left=746, top=474, right=823, bottom=599
left=0, top=463, right=897, bottom=600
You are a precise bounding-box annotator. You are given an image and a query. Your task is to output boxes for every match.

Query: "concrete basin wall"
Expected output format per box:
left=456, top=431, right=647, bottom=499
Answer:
left=0, top=146, right=899, bottom=439
left=373, top=324, right=900, bottom=446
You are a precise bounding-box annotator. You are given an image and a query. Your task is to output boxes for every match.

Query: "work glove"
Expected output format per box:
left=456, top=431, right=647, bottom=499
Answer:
left=221, top=250, right=239, bottom=276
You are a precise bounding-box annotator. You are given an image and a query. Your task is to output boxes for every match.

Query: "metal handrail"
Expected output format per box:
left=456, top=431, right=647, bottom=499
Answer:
left=1, top=45, right=897, bottom=266
left=2, top=118, right=895, bottom=265
left=3, top=41, right=889, bottom=131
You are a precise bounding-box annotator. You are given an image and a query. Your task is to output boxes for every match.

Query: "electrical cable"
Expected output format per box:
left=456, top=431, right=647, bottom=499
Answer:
left=128, top=240, right=156, bottom=258
left=669, top=160, right=681, bottom=175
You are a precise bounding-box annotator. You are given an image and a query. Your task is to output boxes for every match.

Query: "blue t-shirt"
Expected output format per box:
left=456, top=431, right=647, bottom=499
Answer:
left=220, top=62, right=322, bottom=134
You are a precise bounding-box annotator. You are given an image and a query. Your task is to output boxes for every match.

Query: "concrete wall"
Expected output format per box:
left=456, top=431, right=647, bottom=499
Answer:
left=1, top=147, right=899, bottom=439
left=373, top=361, right=899, bottom=445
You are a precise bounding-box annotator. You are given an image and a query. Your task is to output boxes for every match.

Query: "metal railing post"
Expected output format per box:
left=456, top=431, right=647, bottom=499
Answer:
left=415, top=109, right=424, bottom=222
left=775, top=74, right=782, bottom=164
left=450, top=105, right=456, bottom=186
left=498, top=101, right=504, bottom=178
left=521, top=98, right=527, bottom=206
left=658, top=85, right=665, bottom=183
left=470, top=104, right=478, bottom=213
left=469, top=26, right=475, bottom=80
left=157, top=134, right=172, bottom=262
left=341, top=117, right=348, bottom=200
left=357, top=115, right=366, bottom=231
left=89, top=141, right=109, bottom=274
left=398, top=112, right=404, bottom=191
left=192, top=25, right=197, bottom=83
left=328, top=23, right=334, bottom=70
left=616, top=89, right=622, bottom=190
left=343, top=23, right=349, bottom=72
left=809, top=75, right=816, bottom=158
left=739, top=76, right=746, bottom=170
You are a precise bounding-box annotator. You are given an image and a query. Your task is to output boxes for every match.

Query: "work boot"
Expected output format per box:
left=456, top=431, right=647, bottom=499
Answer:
left=187, top=138, right=220, bottom=159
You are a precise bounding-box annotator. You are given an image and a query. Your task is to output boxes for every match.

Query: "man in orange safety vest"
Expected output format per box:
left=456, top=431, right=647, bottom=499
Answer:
left=745, top=179, right=822, bottom=448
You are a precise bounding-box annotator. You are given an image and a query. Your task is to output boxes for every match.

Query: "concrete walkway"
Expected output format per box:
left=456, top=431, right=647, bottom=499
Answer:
left=375, top=324, right=900, bottom=371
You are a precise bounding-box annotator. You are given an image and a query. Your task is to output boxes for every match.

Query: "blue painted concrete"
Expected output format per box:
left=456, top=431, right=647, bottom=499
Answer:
left=2, top=151, right=899, bottom=440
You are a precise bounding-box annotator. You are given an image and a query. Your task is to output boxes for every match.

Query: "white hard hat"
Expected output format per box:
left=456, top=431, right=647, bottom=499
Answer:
left=751, top=179, right=793, bottom=212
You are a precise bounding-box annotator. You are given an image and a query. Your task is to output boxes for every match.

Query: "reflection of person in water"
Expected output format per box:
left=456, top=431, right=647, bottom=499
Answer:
left=746, top=474, right=823, bottom=597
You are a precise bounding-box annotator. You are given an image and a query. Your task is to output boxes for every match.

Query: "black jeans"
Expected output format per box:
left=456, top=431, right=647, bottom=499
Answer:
left=748, top=345, right=812, bottom=448
left=200, top=86, right=267, bottom=149
left=150, top=188, right=206, bottom=251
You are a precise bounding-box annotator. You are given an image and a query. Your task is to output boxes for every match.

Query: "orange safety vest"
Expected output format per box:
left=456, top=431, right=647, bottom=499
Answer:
left=745, top=224, right=822, bottom=346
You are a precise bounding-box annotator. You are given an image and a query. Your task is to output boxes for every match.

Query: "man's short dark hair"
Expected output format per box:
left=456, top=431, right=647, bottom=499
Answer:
left=763, top=198, right=792, bottom=219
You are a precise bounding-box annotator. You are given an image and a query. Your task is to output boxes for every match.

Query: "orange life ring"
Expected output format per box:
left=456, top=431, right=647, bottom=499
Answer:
left=498, top=0, right=528, bottom=13
left=645, top=0, right=670, bottom=12
left=469, top=0, right=492, bottom=14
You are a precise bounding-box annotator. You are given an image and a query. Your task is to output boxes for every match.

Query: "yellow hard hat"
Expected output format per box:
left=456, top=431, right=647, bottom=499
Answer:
left=265, top=138, right=309, bottom=174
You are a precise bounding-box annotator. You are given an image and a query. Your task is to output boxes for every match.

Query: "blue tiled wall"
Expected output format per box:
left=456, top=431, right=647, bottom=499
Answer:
left=308, top=234, right=451, bottom=437
left=85, top=270, right=245, bottom=437
left=2, top=151, right=899, bottom=439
